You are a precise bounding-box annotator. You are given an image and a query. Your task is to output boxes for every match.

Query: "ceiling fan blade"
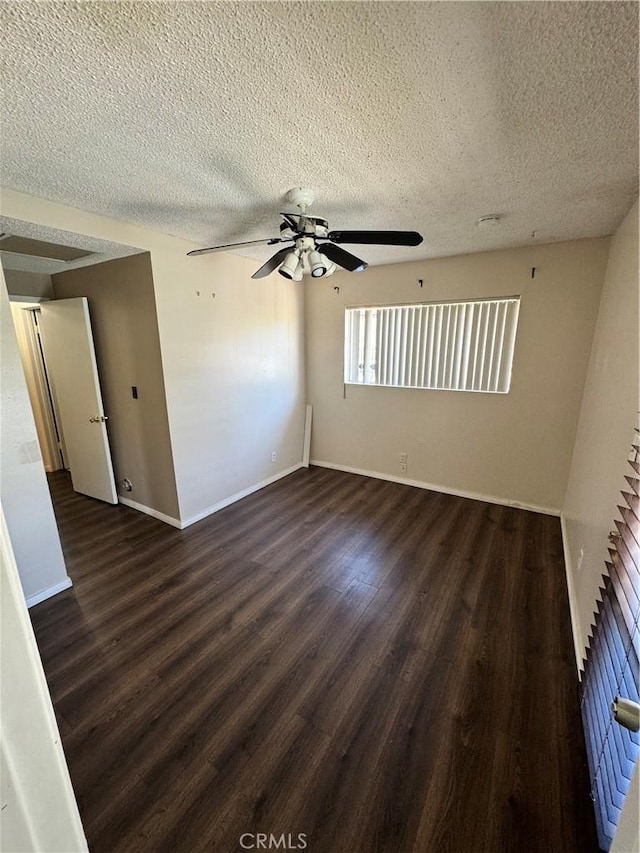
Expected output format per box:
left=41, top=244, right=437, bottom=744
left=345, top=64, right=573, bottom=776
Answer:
left=328, top=230, right=423, bottom=247
left=187, top=237, right=286, bottom=257
left=320, top=242, right=368, bottom=272
left=251, top=247, right=293, bottom=279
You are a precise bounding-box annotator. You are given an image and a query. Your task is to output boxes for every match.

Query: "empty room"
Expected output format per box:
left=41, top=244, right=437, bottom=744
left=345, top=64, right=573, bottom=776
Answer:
left=1, top=2, right=638, bottom=852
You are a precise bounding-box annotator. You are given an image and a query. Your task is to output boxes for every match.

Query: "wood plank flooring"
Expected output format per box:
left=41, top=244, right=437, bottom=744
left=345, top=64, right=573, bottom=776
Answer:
left=30, top=468, right=598, bottom=853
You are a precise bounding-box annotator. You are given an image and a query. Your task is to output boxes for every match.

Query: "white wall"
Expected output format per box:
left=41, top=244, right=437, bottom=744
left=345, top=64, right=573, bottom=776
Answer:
left=562, top=199, right=639, bottom=661
left=611, top=765, right=639, bottom=853
left=148, top=241, right=305, bottom=524
left=0, top=506, right=87, bottom=853
left=560, top=200, right=639, bottom=852
left=0, top=270, right=70, bottom=605
left=306, top=237, right=608, bottom=514
left=0, top=189, right=307, bottom=526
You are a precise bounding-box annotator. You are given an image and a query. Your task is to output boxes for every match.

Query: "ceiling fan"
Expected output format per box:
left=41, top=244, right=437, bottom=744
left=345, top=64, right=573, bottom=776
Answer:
left=187, top=187, right=423, bottom=280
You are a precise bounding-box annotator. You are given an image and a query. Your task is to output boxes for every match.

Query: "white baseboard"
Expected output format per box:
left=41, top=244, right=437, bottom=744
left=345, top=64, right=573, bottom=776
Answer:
left=560, top=514, right=586, bottom=678
left=26, top=576, right=73, bottom=609
left=181, top=463, right=304, bottom=529
left=310, top=460, right=561, bottom=517
left=118, top=496, right=182, bottom=529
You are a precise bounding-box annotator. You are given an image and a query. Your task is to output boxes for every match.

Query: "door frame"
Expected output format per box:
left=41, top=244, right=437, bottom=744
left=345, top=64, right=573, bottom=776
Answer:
left=9, top=297, right=65, bottom=471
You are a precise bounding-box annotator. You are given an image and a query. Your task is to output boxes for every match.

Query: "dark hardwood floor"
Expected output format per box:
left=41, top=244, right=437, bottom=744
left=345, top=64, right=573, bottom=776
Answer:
left=30, top=467, right=598, bottom=853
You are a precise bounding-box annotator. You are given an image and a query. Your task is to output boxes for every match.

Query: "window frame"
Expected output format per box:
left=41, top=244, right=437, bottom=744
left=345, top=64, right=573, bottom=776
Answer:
left=343, top=295, right=521, bottom=394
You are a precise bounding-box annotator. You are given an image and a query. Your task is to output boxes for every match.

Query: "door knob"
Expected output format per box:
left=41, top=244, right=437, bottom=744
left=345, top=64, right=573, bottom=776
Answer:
left=612, top=697, right=640, bottom=732
left=89, top=415, right=109, bottom=423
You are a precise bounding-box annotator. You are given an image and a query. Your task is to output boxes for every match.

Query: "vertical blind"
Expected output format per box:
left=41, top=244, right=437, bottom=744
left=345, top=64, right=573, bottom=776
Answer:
left=344, top=297, right=520, bottom=393
left=581, top=428, right=640, bottom=851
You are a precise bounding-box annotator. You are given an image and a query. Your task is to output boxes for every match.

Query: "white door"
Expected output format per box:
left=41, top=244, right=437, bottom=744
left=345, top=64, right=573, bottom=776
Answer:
left=39, top=298, right=117, bottom=504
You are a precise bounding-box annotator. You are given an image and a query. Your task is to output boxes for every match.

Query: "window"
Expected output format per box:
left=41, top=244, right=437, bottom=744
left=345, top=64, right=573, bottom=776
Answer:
left=344, top=296, right=520, bottom=393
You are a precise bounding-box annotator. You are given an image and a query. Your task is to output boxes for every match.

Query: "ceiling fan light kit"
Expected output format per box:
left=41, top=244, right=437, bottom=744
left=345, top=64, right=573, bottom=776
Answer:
left=187, top=187, right=424, bottom=280
left=278, top=249, right=303, bottom=281
left=308, top=249, right=327, bottom=278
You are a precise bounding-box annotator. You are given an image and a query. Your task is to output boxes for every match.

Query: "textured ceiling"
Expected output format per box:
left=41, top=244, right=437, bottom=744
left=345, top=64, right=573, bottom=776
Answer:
left=1, top=1, right=638, bottom=268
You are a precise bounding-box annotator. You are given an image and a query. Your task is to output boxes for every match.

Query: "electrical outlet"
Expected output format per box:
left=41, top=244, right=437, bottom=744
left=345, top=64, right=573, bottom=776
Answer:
left=122, top=478, right=133, bottom=492
left=400, top=463, right=407, bottom=474
left=399, top=452, right=408, bottom=463
left=271, top=451, right=277, bottom=463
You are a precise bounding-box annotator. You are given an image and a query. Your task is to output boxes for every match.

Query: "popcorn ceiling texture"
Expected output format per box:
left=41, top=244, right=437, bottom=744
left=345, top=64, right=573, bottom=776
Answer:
left=1, top=1, right=637, bottom=265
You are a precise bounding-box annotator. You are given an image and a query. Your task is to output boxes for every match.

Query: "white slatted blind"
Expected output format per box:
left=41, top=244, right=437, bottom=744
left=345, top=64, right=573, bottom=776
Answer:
left=344, top=297, right=520, bottom=393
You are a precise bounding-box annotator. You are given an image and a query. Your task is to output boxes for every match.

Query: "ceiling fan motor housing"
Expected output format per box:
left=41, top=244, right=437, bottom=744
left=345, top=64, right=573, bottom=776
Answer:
left=279, top=217, right=328, bottom=240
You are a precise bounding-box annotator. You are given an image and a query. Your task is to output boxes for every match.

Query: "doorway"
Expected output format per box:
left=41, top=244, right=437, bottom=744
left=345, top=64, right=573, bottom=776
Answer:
left=10, top=295, right=119, bottom=503
left=2, top=219, right=146, bottom=504
left=10, top=301, right=65, bottom=472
